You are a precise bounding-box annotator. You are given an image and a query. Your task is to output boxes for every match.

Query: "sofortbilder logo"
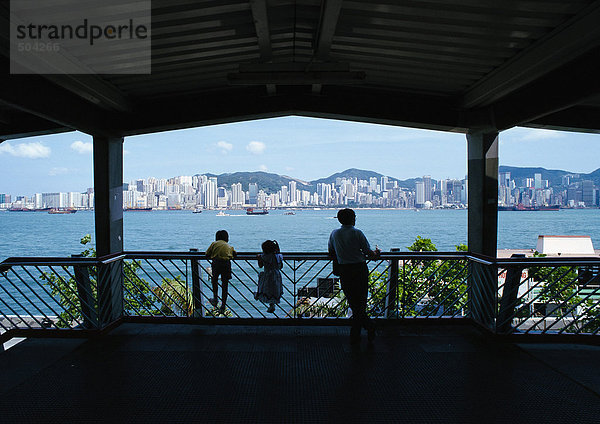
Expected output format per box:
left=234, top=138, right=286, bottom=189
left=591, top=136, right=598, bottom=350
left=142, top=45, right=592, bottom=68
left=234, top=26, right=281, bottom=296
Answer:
left=10, top=0, right=151, bottom=74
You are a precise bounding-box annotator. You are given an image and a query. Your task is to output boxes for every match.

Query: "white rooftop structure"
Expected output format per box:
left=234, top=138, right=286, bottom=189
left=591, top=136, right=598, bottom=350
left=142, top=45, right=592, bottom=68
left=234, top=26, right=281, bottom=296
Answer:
left=536, top=235, right=596, bottom=256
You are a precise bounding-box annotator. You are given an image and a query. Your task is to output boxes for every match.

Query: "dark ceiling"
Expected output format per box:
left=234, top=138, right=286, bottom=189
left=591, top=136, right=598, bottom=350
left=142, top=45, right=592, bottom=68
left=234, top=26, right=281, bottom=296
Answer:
left=1, top=0, right=599, bottom=140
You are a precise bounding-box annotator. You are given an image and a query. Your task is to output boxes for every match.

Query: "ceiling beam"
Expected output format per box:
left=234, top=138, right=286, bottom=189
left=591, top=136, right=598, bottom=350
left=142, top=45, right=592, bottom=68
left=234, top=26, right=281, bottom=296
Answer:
left=525, top=107, right=600, bottom=134
left=249, top=0, right=272, bottom=61
left=0, top=110, right=70, bottom=140
left=488, top=46, right=600, bottom=131
left=314, top=0, right=344, bottom=60
left=118, top=86, right=465, bottom=136
left=0, top=10, right=133, bottom=114
left=228, top=71, right=366, bottom=85
left=312, top=0, right=344, bottom=94
left=461, top=1, right=600, bottom=109
left=0, top=70, right=121, bottom=137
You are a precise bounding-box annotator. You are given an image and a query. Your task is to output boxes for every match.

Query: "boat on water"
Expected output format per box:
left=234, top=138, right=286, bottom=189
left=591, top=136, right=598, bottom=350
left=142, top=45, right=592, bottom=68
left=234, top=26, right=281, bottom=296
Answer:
left=193, top=207, right=203, bottom=213
left=246, top=208, right=268, bottom=215
left=48, top=208, right=77, bottom=214
left=498, top=204, right=560, bottom=211
left=216, top=211, right=230, bottom=216
left=124, top=207, right=152, bottom=211
left=284, top=211, right=296, bottom=215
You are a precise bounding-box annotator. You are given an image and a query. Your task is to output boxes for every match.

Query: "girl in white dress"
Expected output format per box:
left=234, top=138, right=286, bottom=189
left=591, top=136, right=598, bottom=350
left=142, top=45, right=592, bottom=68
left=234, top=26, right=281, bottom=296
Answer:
left=255, top=240, right=283, bottom=313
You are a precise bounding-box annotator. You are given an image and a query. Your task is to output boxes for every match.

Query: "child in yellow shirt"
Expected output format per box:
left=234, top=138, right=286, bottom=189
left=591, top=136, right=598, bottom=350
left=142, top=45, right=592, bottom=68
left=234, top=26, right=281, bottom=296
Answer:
left=206, top=230, right=237, bottom=313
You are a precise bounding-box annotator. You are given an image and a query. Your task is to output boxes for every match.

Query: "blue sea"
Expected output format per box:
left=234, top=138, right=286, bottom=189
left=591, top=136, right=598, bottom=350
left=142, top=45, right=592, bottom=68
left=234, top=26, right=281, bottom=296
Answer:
left=1, top=208, right=599, bottom=260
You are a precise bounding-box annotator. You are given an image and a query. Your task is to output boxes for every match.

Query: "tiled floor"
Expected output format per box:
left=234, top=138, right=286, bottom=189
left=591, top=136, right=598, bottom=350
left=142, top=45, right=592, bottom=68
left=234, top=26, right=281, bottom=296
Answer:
left=1, top=323, right=600, bottom=423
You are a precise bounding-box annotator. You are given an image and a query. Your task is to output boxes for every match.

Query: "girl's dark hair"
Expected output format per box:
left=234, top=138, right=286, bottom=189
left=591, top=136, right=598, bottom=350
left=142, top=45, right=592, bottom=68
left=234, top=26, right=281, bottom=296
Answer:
left=216, top=230, right=229, bottom=242
left=261, top=239, right=280, bottom=254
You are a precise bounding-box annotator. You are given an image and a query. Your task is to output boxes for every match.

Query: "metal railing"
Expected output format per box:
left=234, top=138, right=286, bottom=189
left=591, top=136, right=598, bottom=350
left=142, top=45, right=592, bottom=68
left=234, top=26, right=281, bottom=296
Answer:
left=1, top=251, right=599, bottom=339
left=119, top=251, right=471, bottom=321
left=496, top=256, right=600, bottom=335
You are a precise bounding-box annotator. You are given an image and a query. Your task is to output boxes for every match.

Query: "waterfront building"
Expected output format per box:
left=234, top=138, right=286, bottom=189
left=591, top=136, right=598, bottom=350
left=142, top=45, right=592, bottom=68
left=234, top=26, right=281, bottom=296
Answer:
left=289, top=181, right=297, bottom=204
left=231, top=183, right=244, bottom=207
left=416, top=181, right=425, bottom=207
left=534, top=173, right=542, bottom=189
left=248, top=183, right=258, bottom=205
left=423, top=175, right=432, bottom=202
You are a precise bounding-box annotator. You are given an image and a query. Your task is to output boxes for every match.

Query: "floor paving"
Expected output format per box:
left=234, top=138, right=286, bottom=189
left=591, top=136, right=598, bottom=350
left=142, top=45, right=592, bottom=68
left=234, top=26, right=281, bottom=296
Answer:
left=1, top=323, right=600, bottom=423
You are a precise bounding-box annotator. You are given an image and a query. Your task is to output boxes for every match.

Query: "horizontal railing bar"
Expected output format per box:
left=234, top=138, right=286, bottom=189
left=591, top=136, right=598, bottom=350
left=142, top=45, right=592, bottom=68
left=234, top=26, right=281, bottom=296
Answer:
left=496, top=257, right=600, bottom=266
left=5, top=252, right=598, bottom=267
left=0, top=257, right=99, bottom=267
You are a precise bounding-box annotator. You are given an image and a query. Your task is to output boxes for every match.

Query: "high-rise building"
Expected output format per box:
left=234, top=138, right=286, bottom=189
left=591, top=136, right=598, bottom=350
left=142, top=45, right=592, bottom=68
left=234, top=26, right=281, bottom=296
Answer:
left=217, top=187, right=228, bottom=208
left=203, top=177, right=217, bottom=208
left=369, top=177, right=378, bottom=193
left=231, top=183, right=244, bottom=207
left=416, top=182, right=425, bottom=206
left=423, top=175, right=432, bottom=202
left=289, top=181, right=297, bottom=204
left=280, top=185, right=288, bottom=204
left=534, top=173, right=542, bottom=189
left=582, top=180, right=595, bottom=206
left=249, top=183, right=258, bottom=205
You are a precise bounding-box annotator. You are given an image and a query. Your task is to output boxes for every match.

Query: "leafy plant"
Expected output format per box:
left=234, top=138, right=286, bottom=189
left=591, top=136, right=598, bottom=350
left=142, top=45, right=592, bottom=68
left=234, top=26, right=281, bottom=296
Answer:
left=41, top=234, right=161, bottom=327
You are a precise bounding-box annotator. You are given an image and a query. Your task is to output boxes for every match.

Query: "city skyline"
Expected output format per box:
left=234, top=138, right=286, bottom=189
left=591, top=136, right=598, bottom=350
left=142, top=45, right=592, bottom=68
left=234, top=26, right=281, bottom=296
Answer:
left=2, top=116, right=600, bottom=196
left=3, top=164, right=598, bottom=211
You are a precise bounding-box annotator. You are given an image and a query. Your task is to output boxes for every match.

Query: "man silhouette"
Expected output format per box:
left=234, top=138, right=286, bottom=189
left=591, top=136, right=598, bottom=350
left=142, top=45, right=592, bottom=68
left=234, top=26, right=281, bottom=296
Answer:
left=328, top=208, right=381, bottom=344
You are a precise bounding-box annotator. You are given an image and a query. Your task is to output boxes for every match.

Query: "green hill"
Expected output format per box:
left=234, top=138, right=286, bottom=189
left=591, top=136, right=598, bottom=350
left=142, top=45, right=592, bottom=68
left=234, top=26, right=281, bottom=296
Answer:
left=204, top=171, right=311, bottom=193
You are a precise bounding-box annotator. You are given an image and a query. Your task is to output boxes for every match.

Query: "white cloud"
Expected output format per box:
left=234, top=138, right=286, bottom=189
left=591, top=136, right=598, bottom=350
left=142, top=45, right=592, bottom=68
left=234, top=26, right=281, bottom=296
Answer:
left=217, top=141, right=233, bottom=154
left=0, top=141, right=50, bottom=158
left=519, top=129, right=564, bottom=141
left=70, top=140, right=93, bottom=154
left=246, top=141, right=266, bottom=154
left=259, top=164, right=268, bottom=171
left=48, top=167, right=68, bottom=176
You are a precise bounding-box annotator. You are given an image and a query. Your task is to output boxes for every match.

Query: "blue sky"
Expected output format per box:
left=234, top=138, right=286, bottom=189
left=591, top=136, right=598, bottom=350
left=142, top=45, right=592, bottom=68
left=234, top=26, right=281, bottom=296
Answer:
left=1, top=115, right=599, bottom=196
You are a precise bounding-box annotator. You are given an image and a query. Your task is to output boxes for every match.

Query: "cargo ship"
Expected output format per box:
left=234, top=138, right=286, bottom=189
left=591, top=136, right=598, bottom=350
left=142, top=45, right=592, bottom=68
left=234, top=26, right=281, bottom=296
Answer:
left=48, top=208, right=77, bottom=214
left=498, top=204, right=560, bottom=211
left=124, top=207, right=152, bottom=211
left=246, top=208, right=268, bottom=215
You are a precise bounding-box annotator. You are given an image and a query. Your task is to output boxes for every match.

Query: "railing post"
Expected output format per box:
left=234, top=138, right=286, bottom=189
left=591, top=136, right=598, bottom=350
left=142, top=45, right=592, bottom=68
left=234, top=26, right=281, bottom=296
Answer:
left=469, top=260, right=497, bottom=329
left=467, top=130, right=499, bottom=330
left=72, top=254, right=99, bottom=329
left=189, top=249, right=203, bottom=318
left=386, top=248, right=400, bottom=318
left=497, top=254, right=525, bottom=334
left=97, top=259, right=123, bottom=327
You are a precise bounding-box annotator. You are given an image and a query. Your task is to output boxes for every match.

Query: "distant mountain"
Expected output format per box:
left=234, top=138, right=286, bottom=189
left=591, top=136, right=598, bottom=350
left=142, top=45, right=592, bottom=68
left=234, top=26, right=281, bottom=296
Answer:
left=310, top=168, right=416, bottom=189
left=499, top=166, right=600, bottom=186
left=311, top=168, right=387, bottom=185
left=194, top=166, right=600, bottom=195
left=204, top=171, right=311, bottom=193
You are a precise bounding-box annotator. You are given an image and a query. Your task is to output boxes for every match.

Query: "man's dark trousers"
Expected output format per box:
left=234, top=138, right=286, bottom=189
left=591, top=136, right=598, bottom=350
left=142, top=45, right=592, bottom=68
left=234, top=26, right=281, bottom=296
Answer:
left=338, top=262, right=373, bottom=336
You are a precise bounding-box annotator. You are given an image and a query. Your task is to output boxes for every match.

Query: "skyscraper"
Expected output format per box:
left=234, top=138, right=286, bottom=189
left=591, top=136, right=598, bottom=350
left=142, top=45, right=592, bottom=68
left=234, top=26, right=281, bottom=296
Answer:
left=416, top=182, right=425, bottom=206
left=582, top=180, right=595, bottom=206
left=423, top=175, right=432, bottom=202
left=534, top=173, right=542, bottom=189
left=231, top=183, right=244, bottom=207
left=204, top=177, right=218, bottom=208
left=249, top=183, right=258, bottom=205
left=289, top=181, right=297, bottom=204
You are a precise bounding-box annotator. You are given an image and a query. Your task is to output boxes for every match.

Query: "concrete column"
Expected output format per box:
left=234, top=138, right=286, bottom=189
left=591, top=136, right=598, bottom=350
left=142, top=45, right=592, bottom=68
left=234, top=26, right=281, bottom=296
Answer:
left=467, top=130, right=499, bottom=257
left=93, top=135, right=124, bottom=257
left=467, top=130, right=499, bottom=329
left=93, top=135, right=124, bottom=325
